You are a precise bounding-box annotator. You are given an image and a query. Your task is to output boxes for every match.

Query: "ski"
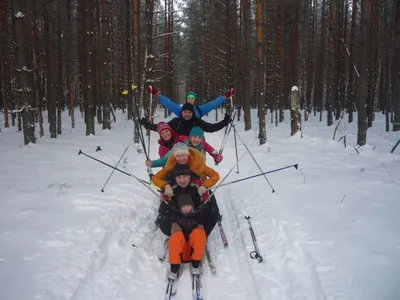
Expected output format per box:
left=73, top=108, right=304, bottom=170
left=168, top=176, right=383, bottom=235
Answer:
left=164, top=278, right=176, bottom=300
left=192, top=274, right=203, bottom=300
left=204, top=246, right=216, bottom=274
left=217, top=220, right=228, bottom=247
left=158, top=238, right=169, bottom=261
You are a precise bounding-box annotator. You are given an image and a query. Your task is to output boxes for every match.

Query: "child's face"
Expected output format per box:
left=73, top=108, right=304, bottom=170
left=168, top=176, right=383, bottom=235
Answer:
left=181, top=204, right=193, bottom=214
left=175, top=153, right=189, bottom=164
left=160, top=129, right=171, bottom=141
left=190, top=135, right=202, bottom=147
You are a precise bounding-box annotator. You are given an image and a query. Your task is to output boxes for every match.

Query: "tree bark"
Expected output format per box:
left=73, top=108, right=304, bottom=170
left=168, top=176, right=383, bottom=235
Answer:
left=357, top=0, right=370, bottom=146
left=256, top=0, right=266, bottom=144
left=102, top=0, right=111, bottom=130
left=13, top=0, right=36, bottom=144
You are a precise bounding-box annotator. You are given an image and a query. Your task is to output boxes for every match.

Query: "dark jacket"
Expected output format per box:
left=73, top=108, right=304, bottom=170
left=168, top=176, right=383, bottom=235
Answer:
left=142, top=114, right=230, bottom=137
left=157, top=174, right=218, bottom=237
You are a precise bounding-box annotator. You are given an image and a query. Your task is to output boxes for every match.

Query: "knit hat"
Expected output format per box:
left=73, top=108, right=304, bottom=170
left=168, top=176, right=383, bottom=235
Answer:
left=157, top=122, right=172, bottom=134
left=189, top=127, right=204, bottom=140
left=181, top=103, right=194, bottom=113
left=186, top=92, right=198, bottom=104
left=172, top=163, right=191, bottom=178
left=172, top=142, right=189, bottom=157
left=177, top=194, right=194, bottom=209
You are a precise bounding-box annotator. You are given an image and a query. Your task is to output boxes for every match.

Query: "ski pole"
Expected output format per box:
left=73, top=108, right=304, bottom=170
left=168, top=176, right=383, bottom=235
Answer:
left=216, top=164, right=298, bottom=189
left=230, top=95, right=239, bottom=174
left=233, top=121, right=239, bottom=174
left=100, top=144, right=131, bottom=192
left=147, top=87, right=153, bottom=157
left=208, top=138, right=258, bottom=200
left=218, top=109, right=237, bottom=158
left=79, top=149, right=133, bottom=177
left=132, top=93, right=154, bottom=179
left=244, top=216, right=263, bottom=263
left=78, top=149, right=152, bottom=186
left=233, top=126, right=274, bottom=192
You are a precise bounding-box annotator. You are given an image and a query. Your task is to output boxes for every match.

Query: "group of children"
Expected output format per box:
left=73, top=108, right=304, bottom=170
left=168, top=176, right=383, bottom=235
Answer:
left=142, top=87, right=234, bottom=279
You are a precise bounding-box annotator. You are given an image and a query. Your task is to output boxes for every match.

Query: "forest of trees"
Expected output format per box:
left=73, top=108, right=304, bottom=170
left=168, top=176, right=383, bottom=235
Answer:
left=0, top=0, right=399, bottom=147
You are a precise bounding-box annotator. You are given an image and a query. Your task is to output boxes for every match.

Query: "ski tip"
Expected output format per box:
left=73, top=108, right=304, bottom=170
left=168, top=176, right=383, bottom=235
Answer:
left=78, top=149, right=82, bottom=155
left=294, top=164, right=299, bottom=170
left=132, top=243, right=136, bottom=247
left=272, top=189, right=276, bottom=193
left=95, top=146, right=102, bottom=152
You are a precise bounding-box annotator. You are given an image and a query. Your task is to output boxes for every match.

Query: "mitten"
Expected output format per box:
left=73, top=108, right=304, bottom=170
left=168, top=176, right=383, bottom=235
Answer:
left=225, top=88, right=235, bottom=98
left=139, top=117, right=148, bottom=126
left=210, top=151, right=223, bottom=163
left=148, top=85, right=161, bottom=97
left=224, top=114, right=232, bottom=123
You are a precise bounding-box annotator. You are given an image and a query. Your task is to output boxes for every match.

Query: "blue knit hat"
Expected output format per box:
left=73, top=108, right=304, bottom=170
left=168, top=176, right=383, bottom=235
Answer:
left=189, top=127, right=204, bottom=140
left=186, top=92, right=198, bottom=104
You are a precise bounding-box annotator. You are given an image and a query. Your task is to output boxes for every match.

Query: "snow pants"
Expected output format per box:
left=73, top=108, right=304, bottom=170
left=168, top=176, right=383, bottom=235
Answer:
left=168, top=226, right=206, bottom=264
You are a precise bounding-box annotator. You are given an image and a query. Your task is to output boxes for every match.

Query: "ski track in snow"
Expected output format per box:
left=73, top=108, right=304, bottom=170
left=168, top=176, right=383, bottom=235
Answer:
left=34, top=142, right=326, bottom=300
left=3, top=110, right=398, bottom=300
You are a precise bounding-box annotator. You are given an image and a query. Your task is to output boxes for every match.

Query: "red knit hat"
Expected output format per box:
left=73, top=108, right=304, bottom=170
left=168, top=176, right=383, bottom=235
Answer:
left=157, top=122, right=172, bottom=134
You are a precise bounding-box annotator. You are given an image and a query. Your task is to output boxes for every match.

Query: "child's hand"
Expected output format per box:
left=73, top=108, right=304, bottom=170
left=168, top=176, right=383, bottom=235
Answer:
left=164, top=184, right=174, bottom=197
left=198, top=185, right=206, bottom=196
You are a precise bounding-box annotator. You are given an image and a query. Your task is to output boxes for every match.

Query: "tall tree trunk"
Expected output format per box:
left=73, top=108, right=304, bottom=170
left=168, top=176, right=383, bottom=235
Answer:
left=56, top=0, right=62, bottom=135
left=0, top=0, right=9, bottom=128
left=133, top=0, right=141, bottom=140
left=13, top=0, right=36, bottom=144
left=67, top=0, right=75, bottom=128
left=46, top=3, right=57, bottom=138
left=367, top=0, right=379, bottom=127
left=31, top=0, right=43, bottom=137
left=145, top=0, right=155, bottom=124
left=357, top=0, right=370, bottom=146
left=326, top=0, right=335, bottom=126
left=393, top=0, right=400, bottom=131
left=84, top=0, right=95, bottom=135
left=256, top=0, right=266, bottom=143
left=243, top=0, right=252, bottom=130
left=305, top=0, right=316, bottom=121
left=276, top=0, right=285, bottom=125
left=102, top=0, right=111, bottom=130
left=290, top=0, right=300, bottom=88
left=316, top=0, right=327, bottom=122
left=347, top=0, right=358, bottom=123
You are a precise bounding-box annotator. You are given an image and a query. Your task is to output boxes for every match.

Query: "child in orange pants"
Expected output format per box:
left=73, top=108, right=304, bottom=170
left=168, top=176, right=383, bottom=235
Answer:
left=167, top=194, right=206, bottom=279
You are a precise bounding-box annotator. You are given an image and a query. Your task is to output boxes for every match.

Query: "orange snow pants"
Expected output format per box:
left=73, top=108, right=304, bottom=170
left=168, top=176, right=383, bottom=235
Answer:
left=168, top=228, right=206, bottom=264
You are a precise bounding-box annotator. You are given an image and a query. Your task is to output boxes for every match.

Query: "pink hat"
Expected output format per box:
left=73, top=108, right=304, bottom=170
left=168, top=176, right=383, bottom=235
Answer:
left=157, top=122, right=172, bottom=134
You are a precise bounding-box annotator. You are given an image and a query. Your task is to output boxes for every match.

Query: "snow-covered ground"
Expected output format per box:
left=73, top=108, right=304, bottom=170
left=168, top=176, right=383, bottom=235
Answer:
left=1, top=108, right=399, bottom=300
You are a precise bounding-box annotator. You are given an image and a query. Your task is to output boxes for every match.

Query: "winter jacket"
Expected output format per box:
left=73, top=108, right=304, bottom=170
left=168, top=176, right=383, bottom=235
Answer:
left=158, top=91, right=227, bottom=118
left=151, top=136, right=215, bottom=168
left=158, top=137, right=177, bottom=158
left=159, top=177, right=208, bottom=237
left=151, top=147, right=220, bottom=189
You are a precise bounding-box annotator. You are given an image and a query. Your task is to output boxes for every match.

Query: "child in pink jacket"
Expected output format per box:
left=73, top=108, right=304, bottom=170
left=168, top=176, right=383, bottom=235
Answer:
left=147, top=125, right=222, bottom=167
